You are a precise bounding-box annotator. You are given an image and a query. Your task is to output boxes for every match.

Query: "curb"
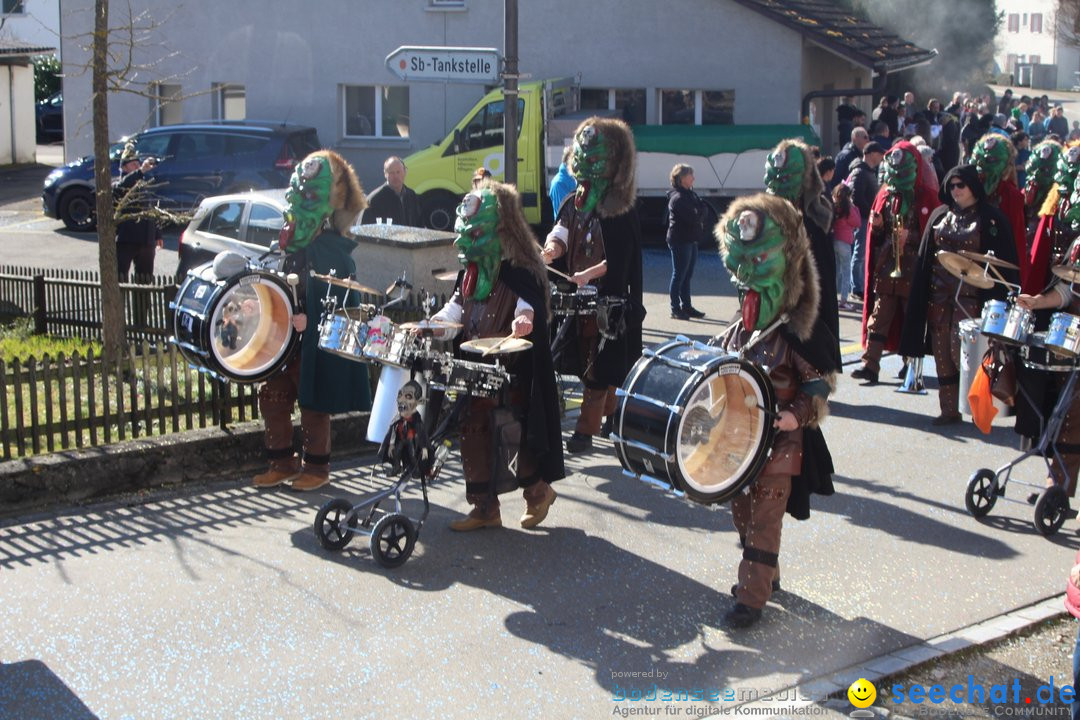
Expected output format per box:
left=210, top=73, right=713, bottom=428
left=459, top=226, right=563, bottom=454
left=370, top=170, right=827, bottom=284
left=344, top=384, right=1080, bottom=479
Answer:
left=0, top=411, right=374, bottom=518
left=737, top=597, right=1068, bottom=718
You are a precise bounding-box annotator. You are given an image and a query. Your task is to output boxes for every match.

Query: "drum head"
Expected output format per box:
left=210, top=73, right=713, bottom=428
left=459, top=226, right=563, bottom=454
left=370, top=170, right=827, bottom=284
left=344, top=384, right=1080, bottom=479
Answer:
left=674, top=360, right=776, bottom=504
left=211, top=275, right=295, bottom=379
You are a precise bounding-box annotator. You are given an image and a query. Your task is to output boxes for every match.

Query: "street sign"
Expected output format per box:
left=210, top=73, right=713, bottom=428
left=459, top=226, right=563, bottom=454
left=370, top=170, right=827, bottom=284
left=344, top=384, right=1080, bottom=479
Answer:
left=385, top=46, right=500, bottom=84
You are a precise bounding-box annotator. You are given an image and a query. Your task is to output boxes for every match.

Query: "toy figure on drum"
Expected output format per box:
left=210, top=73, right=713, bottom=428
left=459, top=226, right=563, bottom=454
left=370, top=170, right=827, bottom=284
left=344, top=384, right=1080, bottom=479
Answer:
left=541, top=117, right=644, bottom=454
left=378, top=380, right=433, bottom=480
left=712, top=193, right=836, bottom=629
left=851, top=141, right=941, bottom=384
left=429, top=180, right=564, bottom=530
left=253, top=150, right=372, bottom=492
left=900, top=164, right=1019, bottom=426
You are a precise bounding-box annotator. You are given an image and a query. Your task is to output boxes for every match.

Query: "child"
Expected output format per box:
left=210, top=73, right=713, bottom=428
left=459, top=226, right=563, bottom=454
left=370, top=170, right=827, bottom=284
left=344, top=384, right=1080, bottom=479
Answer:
left=831, top=183, right=860, bottom=310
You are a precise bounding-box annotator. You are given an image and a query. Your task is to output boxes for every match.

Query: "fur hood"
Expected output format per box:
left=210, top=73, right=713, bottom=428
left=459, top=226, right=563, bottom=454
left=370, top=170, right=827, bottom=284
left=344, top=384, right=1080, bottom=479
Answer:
left=569, top=116, right=637, bottom=218
left=770, top=138, right=833, bottom=233
left=309, top=150, right=366, bottom=236
left=716, top=193, right=820, bottom=342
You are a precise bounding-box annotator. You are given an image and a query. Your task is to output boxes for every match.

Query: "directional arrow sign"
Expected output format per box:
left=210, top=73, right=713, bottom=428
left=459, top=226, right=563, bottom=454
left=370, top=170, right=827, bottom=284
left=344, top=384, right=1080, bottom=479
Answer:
left=385, top=46, right=500, bottom=84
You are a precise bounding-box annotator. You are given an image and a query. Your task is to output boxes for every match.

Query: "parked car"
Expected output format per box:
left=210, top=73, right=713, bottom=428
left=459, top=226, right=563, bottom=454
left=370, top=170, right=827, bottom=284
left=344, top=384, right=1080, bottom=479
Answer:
left=42, top=121, right=320, bottom=232
left=35, top=91, right=63, bottom=142
left=176, top=189, right=288, bottom=278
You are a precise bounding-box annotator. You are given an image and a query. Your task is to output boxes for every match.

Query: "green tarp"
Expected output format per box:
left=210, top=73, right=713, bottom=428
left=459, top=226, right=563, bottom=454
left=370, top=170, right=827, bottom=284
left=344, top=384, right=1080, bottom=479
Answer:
left=630, top=124, right=820, bottom=156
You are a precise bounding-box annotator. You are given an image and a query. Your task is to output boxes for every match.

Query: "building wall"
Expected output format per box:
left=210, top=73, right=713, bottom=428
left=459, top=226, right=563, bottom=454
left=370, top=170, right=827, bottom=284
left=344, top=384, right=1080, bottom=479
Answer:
left=995, top=0, right=1060, bottom=84
left=0, top=63, right=38, bottom=163
left=0, top=0, right=60, bottom=55
left=799, top=43, right=874, bottom=153
left=60, top=0, right=815, bottom=190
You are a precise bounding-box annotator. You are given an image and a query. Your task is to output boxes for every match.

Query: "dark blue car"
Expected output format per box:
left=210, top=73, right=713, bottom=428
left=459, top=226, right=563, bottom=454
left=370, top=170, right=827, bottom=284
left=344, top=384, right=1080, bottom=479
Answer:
left=42, top=121, right=320, bottom=232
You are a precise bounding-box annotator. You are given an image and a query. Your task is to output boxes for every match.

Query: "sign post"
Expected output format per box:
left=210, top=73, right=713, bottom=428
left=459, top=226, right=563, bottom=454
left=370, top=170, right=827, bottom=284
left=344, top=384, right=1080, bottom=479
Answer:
left=385, top=46, right=500, bottom=84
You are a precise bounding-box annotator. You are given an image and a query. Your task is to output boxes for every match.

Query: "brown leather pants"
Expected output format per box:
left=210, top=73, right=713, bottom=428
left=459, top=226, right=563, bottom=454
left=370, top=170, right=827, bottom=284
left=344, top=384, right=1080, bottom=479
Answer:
left=576, top=386, right=617, bottom=436
left=928, top=300, right=975, bottom=418
left=460, top=394, right=540, bottom=505
left=861, top=290, right=906, bottom=372
left=257, top=361, right=331, bottom=477
left=730, top=473, right=789, bottom=609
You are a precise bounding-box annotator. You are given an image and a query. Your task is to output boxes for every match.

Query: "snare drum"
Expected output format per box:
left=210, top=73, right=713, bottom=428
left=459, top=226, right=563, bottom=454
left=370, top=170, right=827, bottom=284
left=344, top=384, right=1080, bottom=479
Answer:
left=1045, top=312, right=1080, bottom=358
left=317, top=307, right=371, bottom=362
left=980, top=299, right=1032, bottom=345
left=551, top=286, right=598, bottom=316
left=613, top=338, right=777, bottom=506
left=172, top=265, right=298, bottom=383
left=1022, top=331, right=1076, bottom=372
left=361, top=315, right=421, bottom=368
left=429, top=355, right=510, bottom=398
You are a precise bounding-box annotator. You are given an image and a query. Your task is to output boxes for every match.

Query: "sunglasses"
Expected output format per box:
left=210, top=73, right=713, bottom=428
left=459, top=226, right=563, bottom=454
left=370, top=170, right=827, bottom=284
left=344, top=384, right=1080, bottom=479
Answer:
left=948, top=181, right=967, bottom=190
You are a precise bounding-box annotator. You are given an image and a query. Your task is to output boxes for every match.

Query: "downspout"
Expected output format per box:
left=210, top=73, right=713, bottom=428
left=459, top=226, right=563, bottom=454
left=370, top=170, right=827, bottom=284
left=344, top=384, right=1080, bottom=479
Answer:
left=8, top=65, right=15, bottom=165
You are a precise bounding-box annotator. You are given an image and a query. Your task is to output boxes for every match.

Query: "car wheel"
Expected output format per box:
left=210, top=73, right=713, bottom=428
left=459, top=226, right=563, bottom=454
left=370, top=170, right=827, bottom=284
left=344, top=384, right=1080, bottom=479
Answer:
left=58, top=188, right=96, bottom=232
left=421, top=190, right=460, bottom=232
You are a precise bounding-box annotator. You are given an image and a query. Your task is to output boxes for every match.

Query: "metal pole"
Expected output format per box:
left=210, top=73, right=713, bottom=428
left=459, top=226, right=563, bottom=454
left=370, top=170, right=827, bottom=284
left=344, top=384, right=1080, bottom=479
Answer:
left=503, top=0, right=518, bottom=186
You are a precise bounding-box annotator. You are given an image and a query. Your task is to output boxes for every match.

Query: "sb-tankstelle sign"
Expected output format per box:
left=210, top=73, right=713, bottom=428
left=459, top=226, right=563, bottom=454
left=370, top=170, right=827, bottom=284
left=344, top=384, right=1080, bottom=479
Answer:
left=385, top=46, right=500, bottom=84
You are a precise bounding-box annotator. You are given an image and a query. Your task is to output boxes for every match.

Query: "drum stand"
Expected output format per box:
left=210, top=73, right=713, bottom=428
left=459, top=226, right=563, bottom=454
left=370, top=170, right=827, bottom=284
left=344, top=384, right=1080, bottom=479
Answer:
left=964, top=362, right=1079, bottom=536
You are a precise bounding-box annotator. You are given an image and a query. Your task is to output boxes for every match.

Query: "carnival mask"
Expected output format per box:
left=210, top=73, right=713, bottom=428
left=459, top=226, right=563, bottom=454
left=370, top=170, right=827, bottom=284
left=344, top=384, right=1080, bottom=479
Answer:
left=279, top=155, right=333, bottom=251
left=454, top=189, right=501, bottom=301
left=1055, top=144, right=1080, bottom=190
left=973, top=135, right=1010, bottom=196
left=764, top=146, right=805, bottom=202
left=570, top=124, right=611, bottom=216
left=722, top=209, right=787, bottom=331
left=396, top=381, right=422, bottom=418
left=1026, top=141, right=1061, bottom=210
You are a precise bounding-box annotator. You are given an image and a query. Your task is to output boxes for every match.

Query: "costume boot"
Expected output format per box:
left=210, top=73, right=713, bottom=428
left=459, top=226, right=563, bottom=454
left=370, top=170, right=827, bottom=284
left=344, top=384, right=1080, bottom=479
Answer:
left=571, top=386, right=611, bottom=452
left=292, top=408, right=332, bottom=491
left=253, top=449, right=300, bottom=488
left=933, top=379, right=962, bottom=426
left=450, top=494, right=502, bottom=531
left=520, top=480, right=557, bottom=529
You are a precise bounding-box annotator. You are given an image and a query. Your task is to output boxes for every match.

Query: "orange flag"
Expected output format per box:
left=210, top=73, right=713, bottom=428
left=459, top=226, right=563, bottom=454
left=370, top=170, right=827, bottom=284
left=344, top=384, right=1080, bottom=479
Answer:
left=968, top=362, right=998, bottom=434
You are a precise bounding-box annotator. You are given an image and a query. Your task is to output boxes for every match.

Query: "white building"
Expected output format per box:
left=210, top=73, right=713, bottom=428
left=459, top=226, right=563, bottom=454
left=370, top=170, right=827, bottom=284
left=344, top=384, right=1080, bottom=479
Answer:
left=58, top=0, right=933, bottom=190
left=996, top=0, right=1080, bottom=90
left=0, top=0, right=60, bottom=56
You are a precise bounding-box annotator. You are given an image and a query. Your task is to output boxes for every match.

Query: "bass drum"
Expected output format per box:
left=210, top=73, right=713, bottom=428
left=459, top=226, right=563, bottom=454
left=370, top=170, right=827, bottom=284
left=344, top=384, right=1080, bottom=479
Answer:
left=613, top=338, right=777, bottom=505
left=172, top=264, right=299, bottom=383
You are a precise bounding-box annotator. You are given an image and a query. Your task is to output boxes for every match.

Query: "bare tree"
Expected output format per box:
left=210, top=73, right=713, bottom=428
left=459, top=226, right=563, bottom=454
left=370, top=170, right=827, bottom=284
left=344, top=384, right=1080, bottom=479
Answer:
left=1058, top=0, right=1080, bottom=48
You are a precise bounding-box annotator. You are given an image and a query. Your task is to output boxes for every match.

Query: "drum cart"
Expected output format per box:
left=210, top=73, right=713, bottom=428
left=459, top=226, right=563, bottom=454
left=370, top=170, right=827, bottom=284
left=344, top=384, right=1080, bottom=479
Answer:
left=964, top=352, right=1079, bottom=537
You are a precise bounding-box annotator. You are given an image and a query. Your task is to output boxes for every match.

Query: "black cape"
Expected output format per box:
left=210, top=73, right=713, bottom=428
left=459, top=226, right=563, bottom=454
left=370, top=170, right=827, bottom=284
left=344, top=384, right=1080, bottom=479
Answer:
left=594, top=207, right=646, bottom=388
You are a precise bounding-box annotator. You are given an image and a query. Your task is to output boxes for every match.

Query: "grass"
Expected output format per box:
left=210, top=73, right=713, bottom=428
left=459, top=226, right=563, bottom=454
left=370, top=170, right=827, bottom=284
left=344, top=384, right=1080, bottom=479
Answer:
left=0, top=319, right=101, bottom=365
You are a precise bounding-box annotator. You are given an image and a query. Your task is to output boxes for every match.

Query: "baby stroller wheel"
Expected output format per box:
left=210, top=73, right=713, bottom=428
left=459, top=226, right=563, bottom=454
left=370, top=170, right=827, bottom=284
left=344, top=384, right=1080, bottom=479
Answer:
left=314, top=498, right=358, bottom=551
left=964, top=469, right=998, bottom=518
left=1034, top=486, right=1069, bottom=537
left=370, top=513, right=417, bottom=568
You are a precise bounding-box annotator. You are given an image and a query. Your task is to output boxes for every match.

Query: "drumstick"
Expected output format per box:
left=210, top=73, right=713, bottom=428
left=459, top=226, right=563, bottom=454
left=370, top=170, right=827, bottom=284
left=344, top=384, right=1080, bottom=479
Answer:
left=482, top=333, right=516, bottom=357
left=546, top=265, right=574, bottom=281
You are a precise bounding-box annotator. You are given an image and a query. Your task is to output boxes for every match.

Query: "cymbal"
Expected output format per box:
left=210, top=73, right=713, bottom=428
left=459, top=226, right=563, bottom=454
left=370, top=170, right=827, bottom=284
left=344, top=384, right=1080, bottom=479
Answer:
left=399, top=319, right=463, bottom=334
left=431, top=268, right=460, bottom=282
left=936, top=251, right=994, bottom=289
left=460, top=336, right=533, bottom=355
left=311, top=273, right=381, bottom=296
left=957, top=249, right=1020, bottom=270
left=1052, top=264, right=1080, bottom=284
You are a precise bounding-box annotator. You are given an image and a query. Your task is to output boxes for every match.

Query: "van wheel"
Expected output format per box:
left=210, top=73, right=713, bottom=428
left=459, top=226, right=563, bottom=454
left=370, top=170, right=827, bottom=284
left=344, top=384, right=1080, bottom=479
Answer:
left=59, top=188, right=96, bottom=232
left=421, top=191, right=459, bottom=232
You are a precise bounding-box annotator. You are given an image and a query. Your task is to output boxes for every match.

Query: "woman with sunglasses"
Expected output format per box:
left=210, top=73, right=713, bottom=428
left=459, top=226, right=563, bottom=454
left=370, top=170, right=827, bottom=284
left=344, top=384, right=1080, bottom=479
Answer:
left=900, top=164, right=1020, bottom=426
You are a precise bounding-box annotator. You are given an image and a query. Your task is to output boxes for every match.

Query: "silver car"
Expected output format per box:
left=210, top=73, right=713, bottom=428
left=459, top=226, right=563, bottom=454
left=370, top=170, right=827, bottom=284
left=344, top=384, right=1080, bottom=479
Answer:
left=177, top=189, right=288, bottom=277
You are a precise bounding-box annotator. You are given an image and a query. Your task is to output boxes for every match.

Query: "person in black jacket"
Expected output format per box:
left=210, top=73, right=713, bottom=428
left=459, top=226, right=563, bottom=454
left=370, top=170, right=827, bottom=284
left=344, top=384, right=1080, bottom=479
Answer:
left=359, top=155, right=423, bottom=227
left=113, top=143, right=162, bottom=281
left=666, top=163, right=707, bottom=319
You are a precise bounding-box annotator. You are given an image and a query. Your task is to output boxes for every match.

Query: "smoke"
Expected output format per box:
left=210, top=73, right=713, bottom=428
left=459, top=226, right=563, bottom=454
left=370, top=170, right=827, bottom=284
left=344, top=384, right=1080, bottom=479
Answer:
left=849, top=0, right=1000, bottom=96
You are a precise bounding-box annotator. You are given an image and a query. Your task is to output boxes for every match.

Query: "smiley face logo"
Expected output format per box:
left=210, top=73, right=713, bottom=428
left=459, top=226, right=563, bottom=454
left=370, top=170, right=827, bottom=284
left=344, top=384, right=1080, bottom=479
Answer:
left=848, top=678, right=876, bottom=708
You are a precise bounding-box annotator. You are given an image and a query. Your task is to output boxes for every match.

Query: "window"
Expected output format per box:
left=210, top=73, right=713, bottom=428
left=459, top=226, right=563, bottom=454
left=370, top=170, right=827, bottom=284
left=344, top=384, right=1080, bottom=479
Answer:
left=172, top=133, right=226, bottom=160
left=1032, top=13, right=1043, bottom=33
left=581, top=88, right=646, bottom=125
left=343, top=85, right=409, bottom=139
left=246, top=203, right=284, bottom=247
left=224, top=134, right=267, bottom=156
left=1006, top=54, right=1018, bottom=74
left=1, top=1, right=25, bottom=15
left=429, top=0, right=465, bottom=6
left=132, top=133, right=172, bottom=161
left=200, top=201, right=244, bottom=240
left=1007, top=13, right=1019, bottom=32
left=660, top=89, right=735, bottom=125
left=1022, top=13, right=1028, bottom=26
left=153, top=83, right=182, bottom=126
left=213, top=83, right=246, bottom=120
left=446, top=98, right=525, bottom=155
left=1031, top=55, right=1041, bottom=64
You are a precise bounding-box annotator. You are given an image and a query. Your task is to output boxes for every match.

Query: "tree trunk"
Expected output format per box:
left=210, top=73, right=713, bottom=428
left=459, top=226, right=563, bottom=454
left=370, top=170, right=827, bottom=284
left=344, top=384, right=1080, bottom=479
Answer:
left=93, top=0, right=125, bottom=366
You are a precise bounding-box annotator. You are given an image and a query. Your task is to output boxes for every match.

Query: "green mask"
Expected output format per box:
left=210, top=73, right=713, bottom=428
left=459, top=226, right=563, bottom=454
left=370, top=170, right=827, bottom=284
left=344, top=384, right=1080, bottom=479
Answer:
left=1064, top=173, right=1080, bottom=232
left=882, top=146, right=918, bottom=218
left=454, top=189, right=501, bottom=301
left=571, top=124, right=611, bottom=217
left=722, top=208, right=787, bottom=331
left=1026, top=141, right=1061, bottom=210
left=1055, top=145, right=1080, bottom=190
left=280, top=155, right=333, bottom=251
left=973, top=135, right=1010, bottom=196
left=764, top=145, right=805, bottom=202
